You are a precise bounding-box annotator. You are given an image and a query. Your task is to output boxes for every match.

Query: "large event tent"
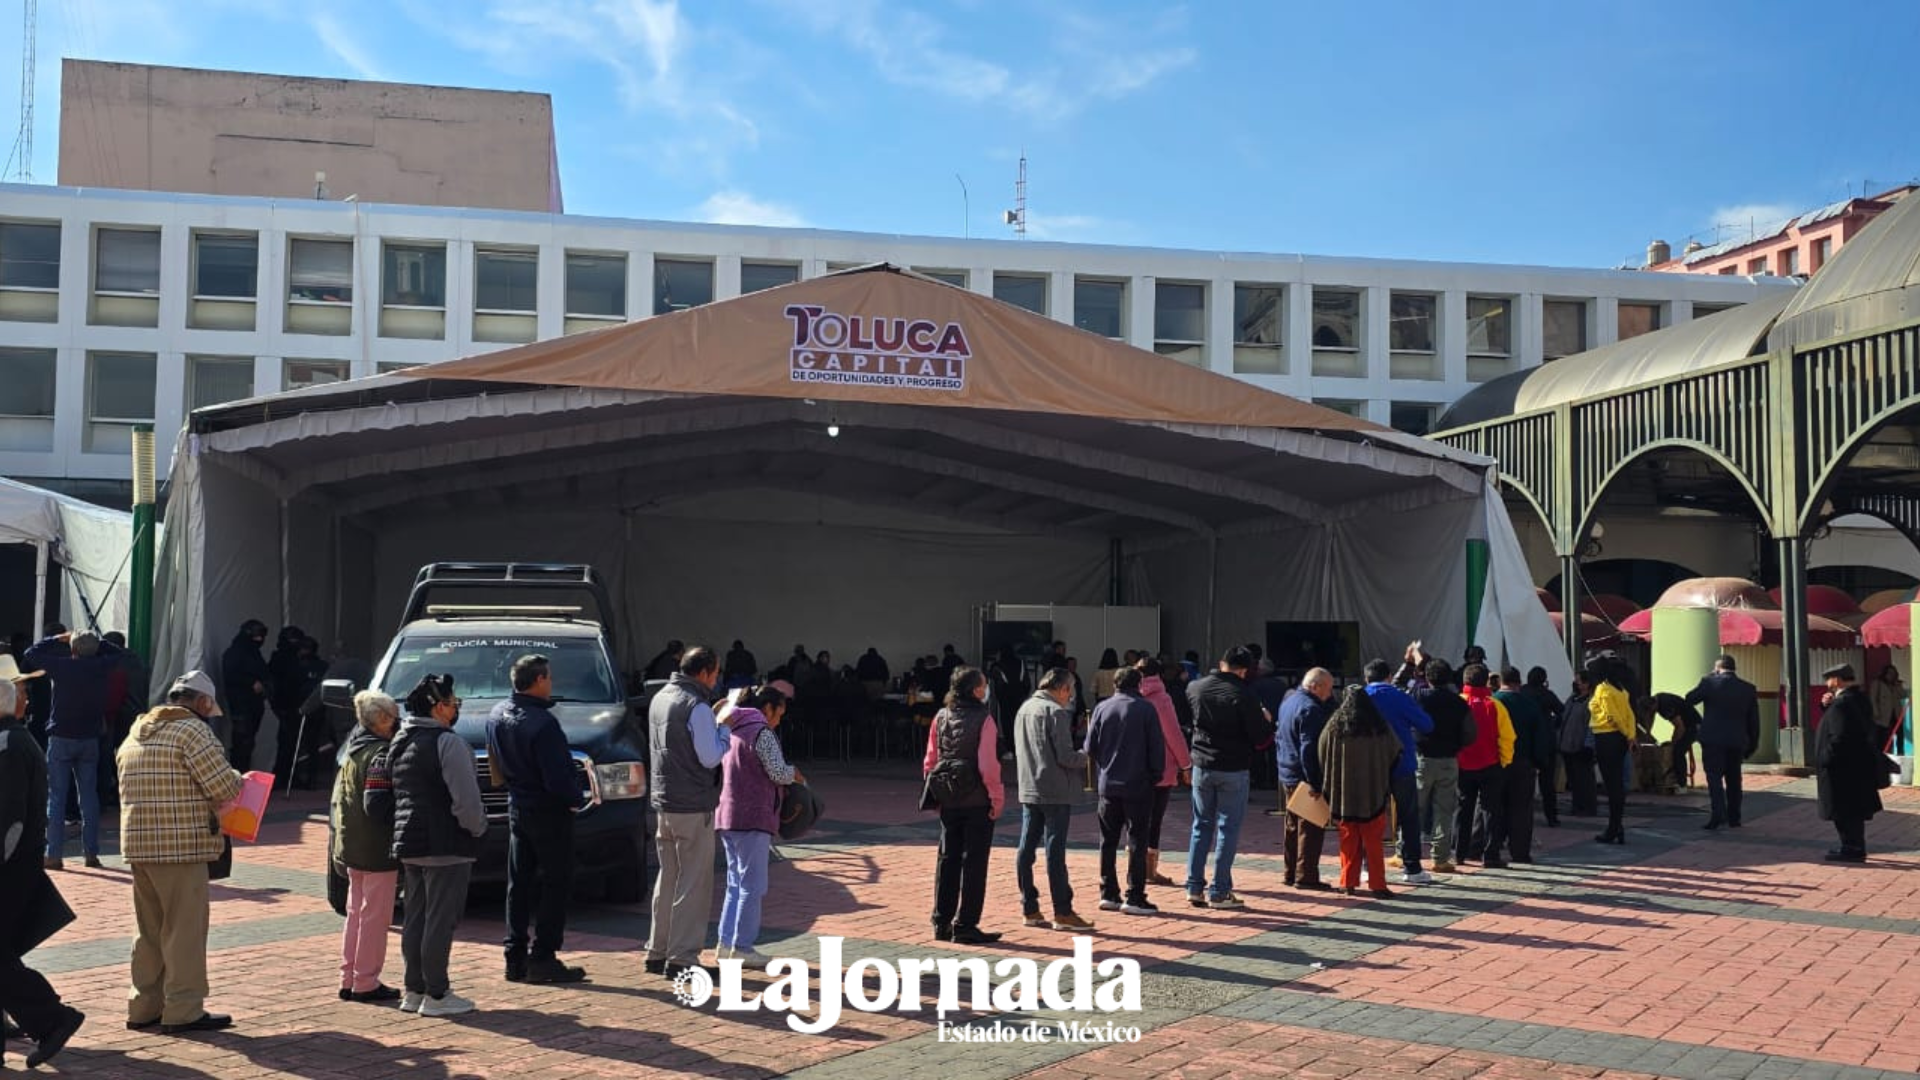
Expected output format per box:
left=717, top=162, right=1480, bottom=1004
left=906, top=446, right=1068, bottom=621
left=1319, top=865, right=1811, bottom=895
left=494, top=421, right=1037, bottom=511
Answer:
left=1, top=476, right=136, bottom=634
left=152, top=266, right=1567, bottom=693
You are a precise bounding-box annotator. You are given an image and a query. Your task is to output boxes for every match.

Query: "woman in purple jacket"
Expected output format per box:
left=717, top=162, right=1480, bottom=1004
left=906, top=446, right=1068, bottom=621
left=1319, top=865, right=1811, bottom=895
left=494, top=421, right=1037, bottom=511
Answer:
left=715, top=684, right=803, bottom=962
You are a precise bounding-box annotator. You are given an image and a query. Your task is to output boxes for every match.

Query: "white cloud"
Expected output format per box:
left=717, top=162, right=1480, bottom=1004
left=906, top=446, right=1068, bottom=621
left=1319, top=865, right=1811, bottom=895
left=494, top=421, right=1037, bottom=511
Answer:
left=1023, top=211, right=1123, bottom=243
left=1710, top=203, right=1798, bottom=242
left=693, top=191, right=808, bottom=227
left=783, top=2, right=1195, bottom=124
left=311, top=13, right=388, bottom=81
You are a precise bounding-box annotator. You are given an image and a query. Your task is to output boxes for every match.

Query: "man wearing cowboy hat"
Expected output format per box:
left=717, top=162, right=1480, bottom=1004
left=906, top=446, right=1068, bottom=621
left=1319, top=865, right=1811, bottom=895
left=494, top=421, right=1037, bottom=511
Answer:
left=1, top=654, right=87, bottom=1068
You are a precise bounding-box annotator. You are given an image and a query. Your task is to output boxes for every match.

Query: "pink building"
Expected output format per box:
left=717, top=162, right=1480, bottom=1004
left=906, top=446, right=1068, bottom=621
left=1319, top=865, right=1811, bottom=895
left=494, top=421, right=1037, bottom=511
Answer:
left=1646, top=185, right=1915, bottom=278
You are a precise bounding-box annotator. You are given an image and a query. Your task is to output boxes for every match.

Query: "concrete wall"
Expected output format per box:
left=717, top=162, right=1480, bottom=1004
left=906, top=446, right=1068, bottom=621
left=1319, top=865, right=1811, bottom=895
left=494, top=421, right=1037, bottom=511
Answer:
left=57, top=60, right=560, bottom=213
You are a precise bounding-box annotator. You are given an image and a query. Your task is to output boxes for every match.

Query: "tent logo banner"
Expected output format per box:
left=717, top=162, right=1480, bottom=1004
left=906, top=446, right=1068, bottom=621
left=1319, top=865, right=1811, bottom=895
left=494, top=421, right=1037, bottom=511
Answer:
left=786, top=305, right=969, bottom=392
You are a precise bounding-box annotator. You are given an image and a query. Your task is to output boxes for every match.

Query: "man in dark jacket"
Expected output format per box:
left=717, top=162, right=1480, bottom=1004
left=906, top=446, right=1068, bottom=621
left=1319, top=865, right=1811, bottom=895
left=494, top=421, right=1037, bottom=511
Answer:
left=1495, top=667, right=1556, bottom=863
left=1413, top=661, right=1475, bottom=873
left=1086, top=667, right=1165, bottom=916
left=1519, top=667, right=1564, bottom=826
left=1816, top=664, right=1884, bottom=863
left=1, top=665, right=86, bottom=1069
left=1367, top=659, right=1435, bottom=883
left=1183, top=646, right=1274, bottom=909
left=1684, top=655, right=1759, bottom=830
left=646, top=647, right=731, bottom=979
left=488, top=655, right=589, bottom=986
left=271, top=636, right=328, bottom=789
left=1014, top=670, right=1091, bottom=930
left=220, top=620, right=271, bottom=770
left=23, top=630, right=123, bottom=869
left=643, top=640, right=685, bottom=682
left=1275, top=669, right=1334, bottom=890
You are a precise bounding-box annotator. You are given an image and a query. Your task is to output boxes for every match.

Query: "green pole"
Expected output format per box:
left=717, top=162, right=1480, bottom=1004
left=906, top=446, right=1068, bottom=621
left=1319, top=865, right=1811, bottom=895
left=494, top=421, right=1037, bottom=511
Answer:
left=130, top=425, right=156, bottom=662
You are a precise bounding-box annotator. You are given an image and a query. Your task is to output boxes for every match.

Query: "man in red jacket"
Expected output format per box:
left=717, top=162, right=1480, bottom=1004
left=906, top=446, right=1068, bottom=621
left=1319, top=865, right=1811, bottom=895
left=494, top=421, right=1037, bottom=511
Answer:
left=1456, top=665, right=1516, bottom=869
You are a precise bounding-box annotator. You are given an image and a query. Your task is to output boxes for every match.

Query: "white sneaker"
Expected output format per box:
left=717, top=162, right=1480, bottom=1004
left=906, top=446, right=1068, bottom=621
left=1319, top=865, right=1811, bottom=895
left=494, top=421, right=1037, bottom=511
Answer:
left=398, top=991, right=425, bottom=1013
left=1097, top=897, right=1122, bottom=911
left=1399, top=870, right=1435, bottom=885
left=417, top=991, right=475, bottom=1017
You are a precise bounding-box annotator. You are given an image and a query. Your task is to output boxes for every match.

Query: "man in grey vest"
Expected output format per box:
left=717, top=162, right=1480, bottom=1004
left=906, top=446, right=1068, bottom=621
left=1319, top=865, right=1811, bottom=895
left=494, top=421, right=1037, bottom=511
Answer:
left=644, top=646, right=731, bottom=980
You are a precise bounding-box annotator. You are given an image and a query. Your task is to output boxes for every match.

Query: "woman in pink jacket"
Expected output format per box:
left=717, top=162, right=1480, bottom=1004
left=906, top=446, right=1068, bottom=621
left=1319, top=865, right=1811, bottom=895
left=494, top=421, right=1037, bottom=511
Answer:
left=1136, top=658, right=1192, bottom=886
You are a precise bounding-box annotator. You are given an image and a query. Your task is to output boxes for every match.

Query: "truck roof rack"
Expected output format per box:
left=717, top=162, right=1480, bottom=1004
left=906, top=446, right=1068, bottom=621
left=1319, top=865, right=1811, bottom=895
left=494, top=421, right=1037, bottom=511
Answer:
left=398, top=563, right=618, bottom=655
left=412, top=563, right=601, bottom=587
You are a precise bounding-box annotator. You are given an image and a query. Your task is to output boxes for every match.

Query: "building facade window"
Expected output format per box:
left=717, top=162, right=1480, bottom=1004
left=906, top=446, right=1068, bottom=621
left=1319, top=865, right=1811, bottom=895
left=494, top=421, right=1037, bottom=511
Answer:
left=993, top=273, right=1047, bottom=315
left=1780, top=248, right=1801, bottom=276
left=1693, top=302, right=1736, bottom=318
left=85, top=351, right=156, bottom=454
left=1153, top=281, right=1205, bottom=366
left=1747, top=257, right=1767, bottom=274
left=187, top=356, right=255, bottom=412
left=287, top=237, right=353, bottom=336
left=1074, top=278, right=1126, bottom=339
left=0, top=347, right=57, bottom=452
left=189, top=231, right=259, bottom=330
left=654, top=257, right=714, bottom=314
left=1617, top=301, right=1661, bottom=341
left=1465, top=296, right=1511, bottom=356
left=1543, top=299, right=1588, bottom=360
left=1232, top=283, right=1283, bottom=375
left=914, top=268, right=967, bottom=287
left=92, top=227, right=161, bottom=327
left=1314, top=398, right=1367, bottom=419
left=474, top=246, right=538, bottom=344
left=284, top=358, right=351, bottom=391
left=1311, top=288, right=1360, bottom=350
left=1812, top=236, right=1833, bottom=271
left=1390, top=402, right=1437, bottom=435
left=1388, top=293, right=1437, bottom=353
left=0, top=220, right=59, bottom=323
left=380, top=241, right=447, bottom=339
left=564, top=252, right=626, bottom=333
left=740, top=261, right=799, bottom=294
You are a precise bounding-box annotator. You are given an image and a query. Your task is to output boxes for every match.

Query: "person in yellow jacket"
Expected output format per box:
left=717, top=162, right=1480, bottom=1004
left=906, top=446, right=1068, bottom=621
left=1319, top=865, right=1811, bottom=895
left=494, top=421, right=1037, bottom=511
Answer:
left=1456, top=665, right=1516, bottom=867
left=1586, top=661, right=1637, bottom=844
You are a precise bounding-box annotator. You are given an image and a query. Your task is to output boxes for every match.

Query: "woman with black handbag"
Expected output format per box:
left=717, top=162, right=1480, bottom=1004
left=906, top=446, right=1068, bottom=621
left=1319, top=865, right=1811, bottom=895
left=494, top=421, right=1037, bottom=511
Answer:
left=920, top=667, right=1005, bottom=945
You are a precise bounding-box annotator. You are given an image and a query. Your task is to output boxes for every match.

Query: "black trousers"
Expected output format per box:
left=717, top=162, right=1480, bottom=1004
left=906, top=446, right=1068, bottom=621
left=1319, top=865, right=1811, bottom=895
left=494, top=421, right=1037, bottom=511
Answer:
left=933, top=806, right=995, bottom=931
left=1147, top=785, right=1171, bottom=849
left=229, top=707, right=263, bottom=772
left=1537, top=758, right=1559, bottom=824
left=506, top=806, right=575, bottom=962
left=1504, top=761, right=1537, bottom=860
left=1701, top=743, right=1745, bottom=825
left=1834, top=817, right=1867, bottom=855
left=1595, top=732, right=1630, bottom=837
left=0, top=954, right=64, bottom=1042
left=1563, top=749, right=1598, bottom=815
left=1097, top=793, right=1152, bottom=905
left=1456, top=765, right=1506, bottom=861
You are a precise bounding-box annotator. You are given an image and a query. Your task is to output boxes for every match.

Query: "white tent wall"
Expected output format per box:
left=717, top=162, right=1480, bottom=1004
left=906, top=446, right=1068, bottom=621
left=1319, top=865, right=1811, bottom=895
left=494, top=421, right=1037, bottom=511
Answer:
left=0, top=477, right=135, bottom=635
left=197, top=459, right=286, bottom=692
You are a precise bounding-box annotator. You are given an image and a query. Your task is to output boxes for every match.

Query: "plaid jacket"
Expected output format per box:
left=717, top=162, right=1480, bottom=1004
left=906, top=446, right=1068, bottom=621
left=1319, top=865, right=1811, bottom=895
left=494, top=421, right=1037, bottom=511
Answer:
left=117, top=706, right=244, bottom=863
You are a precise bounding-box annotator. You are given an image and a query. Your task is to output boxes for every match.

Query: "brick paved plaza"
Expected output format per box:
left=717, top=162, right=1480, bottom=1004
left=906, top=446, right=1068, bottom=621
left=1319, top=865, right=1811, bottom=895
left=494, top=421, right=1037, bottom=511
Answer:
left=16, top=766, right=1920, bottom=1079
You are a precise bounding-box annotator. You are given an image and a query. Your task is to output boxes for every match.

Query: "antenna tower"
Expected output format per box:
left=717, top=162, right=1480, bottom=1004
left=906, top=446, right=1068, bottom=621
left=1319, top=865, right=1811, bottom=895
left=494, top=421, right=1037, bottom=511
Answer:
left=10, top=0, right=33, bottom=182
left=1012, top=151, right=1027, bottom=238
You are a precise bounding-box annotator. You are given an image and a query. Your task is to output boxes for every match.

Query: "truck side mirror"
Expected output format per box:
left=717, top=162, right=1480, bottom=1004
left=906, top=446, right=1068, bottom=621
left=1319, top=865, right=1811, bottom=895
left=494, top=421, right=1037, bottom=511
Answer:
left=321, top=678, right=356, bottom=713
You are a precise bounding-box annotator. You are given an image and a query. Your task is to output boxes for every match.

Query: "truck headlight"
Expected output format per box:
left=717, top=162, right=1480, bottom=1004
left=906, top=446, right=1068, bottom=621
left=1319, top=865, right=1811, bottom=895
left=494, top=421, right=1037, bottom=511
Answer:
left=594, top=761, right=647, bottom=801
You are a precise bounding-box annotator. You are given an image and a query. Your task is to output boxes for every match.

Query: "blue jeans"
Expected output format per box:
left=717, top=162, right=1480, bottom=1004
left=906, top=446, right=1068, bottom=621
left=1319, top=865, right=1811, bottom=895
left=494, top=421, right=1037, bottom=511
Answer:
left=46, top=735, right=101, bottom=860
left=1015, top=803, right=1074, bottom=916
left=1184, top=767, right=1250, bottom=900
left=717, top=830, right=772, bottom=951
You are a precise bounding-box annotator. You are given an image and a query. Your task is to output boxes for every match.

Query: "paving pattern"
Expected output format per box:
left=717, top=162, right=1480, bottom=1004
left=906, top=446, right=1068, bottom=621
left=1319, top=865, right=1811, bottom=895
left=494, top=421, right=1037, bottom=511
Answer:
left=12, top=763, right=1920, bottom=1079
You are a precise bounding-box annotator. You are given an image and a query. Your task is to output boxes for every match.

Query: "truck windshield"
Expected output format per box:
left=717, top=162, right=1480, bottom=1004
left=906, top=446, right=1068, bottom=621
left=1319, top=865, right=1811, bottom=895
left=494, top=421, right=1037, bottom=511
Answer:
left=380, top=634, right=619, bottom=703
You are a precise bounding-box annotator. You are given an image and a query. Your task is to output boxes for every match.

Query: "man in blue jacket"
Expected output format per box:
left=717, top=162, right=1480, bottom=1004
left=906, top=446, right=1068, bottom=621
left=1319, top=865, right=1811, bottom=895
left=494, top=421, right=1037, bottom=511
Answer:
left=1085, top=666, right=1165, bottom=916
left=487, top=655, right=588, bottom=985
left=23, top=631, right=122, bottom=870
left=1364, top=659, right=1434, bottom=886
left=1275, top=669, right=1334, bottom=890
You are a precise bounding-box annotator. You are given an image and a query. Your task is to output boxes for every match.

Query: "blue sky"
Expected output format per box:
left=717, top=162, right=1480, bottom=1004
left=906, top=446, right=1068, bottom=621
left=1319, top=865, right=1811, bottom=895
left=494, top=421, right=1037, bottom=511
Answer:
left=3, top=0, right=1915, bottom=266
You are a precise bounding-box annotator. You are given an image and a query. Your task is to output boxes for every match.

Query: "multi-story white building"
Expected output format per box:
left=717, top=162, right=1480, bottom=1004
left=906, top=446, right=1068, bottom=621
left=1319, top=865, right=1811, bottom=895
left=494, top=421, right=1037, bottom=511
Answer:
left=0, top=181, right=1793, bottom=503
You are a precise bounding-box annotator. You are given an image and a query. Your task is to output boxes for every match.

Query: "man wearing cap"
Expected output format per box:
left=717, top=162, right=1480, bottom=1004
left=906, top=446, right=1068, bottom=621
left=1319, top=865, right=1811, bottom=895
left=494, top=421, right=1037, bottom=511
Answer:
left=117, top=670, right=244, bottom=1035
left=1684, top=655, right=1759, bottom=830
left=1815, top=664, right=1885, bottom=863
left=1, top=656, right=87, bottom=1068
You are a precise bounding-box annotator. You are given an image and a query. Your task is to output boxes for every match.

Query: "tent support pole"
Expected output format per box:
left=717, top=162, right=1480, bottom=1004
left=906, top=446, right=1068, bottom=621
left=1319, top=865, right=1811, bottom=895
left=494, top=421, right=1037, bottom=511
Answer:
left=1778, top=536, right=1811, bottom=768
left=279, top=499, right=292, bottom=630
left=33, top=539, right=49, bottom=632
left=1205, top=535, right=1218, bottom=665
left=1108, top=537, right=1123, bottom=606
left=1560, top=554, right=1580, bottom=673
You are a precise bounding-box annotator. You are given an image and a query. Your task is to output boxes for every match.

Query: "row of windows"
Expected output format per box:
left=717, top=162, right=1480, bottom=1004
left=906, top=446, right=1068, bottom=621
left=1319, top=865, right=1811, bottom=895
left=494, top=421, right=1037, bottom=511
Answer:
left=1716, top=236, right=1831, bottom=278
left=0, top=219, right=1711, bottom=366
left=0, top=347, right=413, bottom=454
